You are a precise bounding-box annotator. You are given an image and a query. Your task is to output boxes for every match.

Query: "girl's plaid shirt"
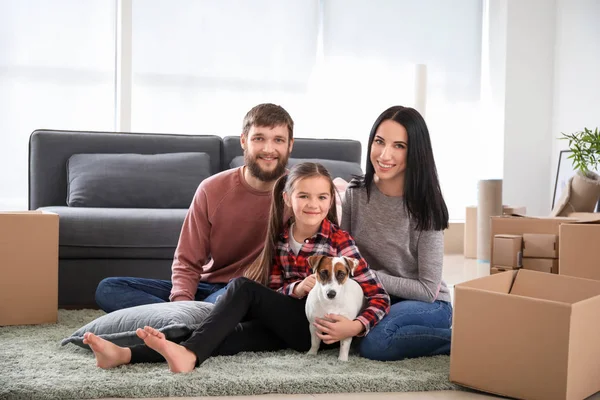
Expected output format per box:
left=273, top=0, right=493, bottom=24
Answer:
left=268, top=218, right=390, bottom=335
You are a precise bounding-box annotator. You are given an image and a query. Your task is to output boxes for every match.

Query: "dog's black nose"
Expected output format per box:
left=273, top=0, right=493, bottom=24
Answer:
left=326, top=290, right=336, bottom=299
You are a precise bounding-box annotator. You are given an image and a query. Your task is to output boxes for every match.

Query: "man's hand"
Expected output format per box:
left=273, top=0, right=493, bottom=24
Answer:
left=293, top=274, right=316, bottom=298
left=314, top=314, right=365, bottom=344
left=170, top=295, right=191, bottom=302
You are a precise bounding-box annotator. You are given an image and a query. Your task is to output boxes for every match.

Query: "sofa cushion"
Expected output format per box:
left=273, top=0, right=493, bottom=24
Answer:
left=67, top=152, right=210, bottom=208
left=40, top=206, right=187, bottom=259
left=229, top=156, right=363, bottom=182
left=61, top=301, right=214, bottom=349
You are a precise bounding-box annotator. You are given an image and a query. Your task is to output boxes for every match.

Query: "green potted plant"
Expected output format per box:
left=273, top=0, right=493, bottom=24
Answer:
left=551, top=127, right=600, bottom=216
left=561, top=127, right=600, bottom=174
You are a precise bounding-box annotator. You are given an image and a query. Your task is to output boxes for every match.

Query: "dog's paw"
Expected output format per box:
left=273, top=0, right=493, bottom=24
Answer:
left=338, top=355, right=349, bottom=362
left=307, top=348, right=319, bottom=356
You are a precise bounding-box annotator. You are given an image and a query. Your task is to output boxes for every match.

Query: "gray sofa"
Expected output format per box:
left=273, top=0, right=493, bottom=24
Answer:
left=29, top=129, right=363, bottom=308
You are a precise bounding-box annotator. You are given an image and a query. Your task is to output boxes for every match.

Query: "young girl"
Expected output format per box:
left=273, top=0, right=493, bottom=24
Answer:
left=83, top=162, right=390, bottom=372
left=342, top=105, right=452, bottom=361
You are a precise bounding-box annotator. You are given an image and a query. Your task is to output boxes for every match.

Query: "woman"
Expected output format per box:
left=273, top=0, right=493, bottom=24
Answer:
left=342, top=105, right=452, bottom=361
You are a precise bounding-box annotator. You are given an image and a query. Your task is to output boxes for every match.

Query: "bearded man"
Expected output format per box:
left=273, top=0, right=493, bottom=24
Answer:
left=95, top=104, right=294, bottom=312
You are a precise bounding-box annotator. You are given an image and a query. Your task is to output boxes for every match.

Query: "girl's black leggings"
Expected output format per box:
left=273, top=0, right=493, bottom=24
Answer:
left=129, top=277, right=312, bottom=366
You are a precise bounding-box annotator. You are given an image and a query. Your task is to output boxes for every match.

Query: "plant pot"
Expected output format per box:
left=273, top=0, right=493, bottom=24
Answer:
left=550, top=170, right=600, bottom=217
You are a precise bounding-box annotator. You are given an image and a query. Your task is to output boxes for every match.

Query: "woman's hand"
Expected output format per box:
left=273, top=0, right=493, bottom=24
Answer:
left=293, top=274, right=316, bottom=298
left=314, top=314, right=365, bottom=344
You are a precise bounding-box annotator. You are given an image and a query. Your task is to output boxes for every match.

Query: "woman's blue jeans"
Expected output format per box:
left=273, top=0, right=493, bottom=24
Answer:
left=359, top=296, right=453, bottom=361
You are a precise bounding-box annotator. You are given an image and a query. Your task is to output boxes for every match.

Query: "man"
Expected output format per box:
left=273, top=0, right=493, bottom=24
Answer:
left=95, top=103, right=294, bottom=312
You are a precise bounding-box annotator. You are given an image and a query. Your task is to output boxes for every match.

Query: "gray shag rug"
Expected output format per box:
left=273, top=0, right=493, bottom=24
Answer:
left=0, top=310, right=462, bottom=400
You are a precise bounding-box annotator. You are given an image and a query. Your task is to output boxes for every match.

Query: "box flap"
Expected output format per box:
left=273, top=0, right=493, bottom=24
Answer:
left=1, top=210, right=41, bottom=214
left=0, top=211, right=57, bottom=216
left=493, top=215, right=578, bottom=221
left=495, top=234, right=523, bottom=239
left=511, top=270, right=600, bottom=304
left=455, top=270, right=516, bottom=293
left=567, top=296, right=600, bottom=400
left=566, top=212, right=600, bottom=224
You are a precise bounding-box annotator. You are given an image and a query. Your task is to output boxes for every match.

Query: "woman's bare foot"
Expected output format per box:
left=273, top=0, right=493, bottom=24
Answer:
left=83, top=332, right=131, bottom=369
left=136, top=326, right=197, bottom=373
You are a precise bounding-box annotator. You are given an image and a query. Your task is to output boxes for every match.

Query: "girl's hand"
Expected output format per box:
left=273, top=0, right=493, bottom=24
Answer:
left=293, top=274, right=316, bottom=298
left=314, top=314, right=365, bottom=344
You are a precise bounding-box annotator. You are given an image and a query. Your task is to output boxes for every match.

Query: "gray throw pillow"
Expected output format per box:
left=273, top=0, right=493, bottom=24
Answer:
left=61, top=301, right=214, bottom=349
left=67, top=152, right=211, bottom=208
left=229, top=156, right=363, bottom=182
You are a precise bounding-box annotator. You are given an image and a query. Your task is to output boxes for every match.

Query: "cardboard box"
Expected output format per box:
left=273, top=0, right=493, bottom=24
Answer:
left=0, top=211, right=59, bottom=326
left=560, top=223, right=600, bottom=280
left=523, top=233, right=558, bottom=258
left=490, top=266, right=518, bottom=274
left=444, top=222, right=464, bottom=255
left=522, top=257, right=558, bottom=274
left=490, top=216, right=577, bottom=263
left=450, top=270, right=600, bottom=400
left=464, top=205, right=527, bottom=259
left=464, top=206, right=477, bottom=258
left=492, top=234, right=522, bottom=268
left=502, top=205, right=527, bottom=215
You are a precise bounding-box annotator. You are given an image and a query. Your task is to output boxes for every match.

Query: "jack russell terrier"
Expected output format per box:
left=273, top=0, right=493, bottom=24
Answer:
left=305, top=255, right=365, bottom=361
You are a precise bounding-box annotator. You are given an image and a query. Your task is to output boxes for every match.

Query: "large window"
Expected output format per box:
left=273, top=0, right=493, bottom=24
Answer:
left=130, top=0, right=320, bottom=136
left=1, top=0, right=495, bottom=220
left=0, top=0, right=116, bottom=210
left=317, top=0, right=490, bottom=220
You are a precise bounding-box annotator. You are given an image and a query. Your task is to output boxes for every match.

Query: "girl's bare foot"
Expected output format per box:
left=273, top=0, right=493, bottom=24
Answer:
left=83, top=332, right=131, bottom=369
left=136, top=326, right=197, bottom=373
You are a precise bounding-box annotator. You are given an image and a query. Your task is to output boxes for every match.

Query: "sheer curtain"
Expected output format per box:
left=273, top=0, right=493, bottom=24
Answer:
left=130, top=0, right=492, bottom=220
left=1, top=0, right=494, bottom=219
left=130, top=0, right=320, bottom=136
left=0, top=0, right=116, bottom=210
left=309, top=0, right=493, bottom=220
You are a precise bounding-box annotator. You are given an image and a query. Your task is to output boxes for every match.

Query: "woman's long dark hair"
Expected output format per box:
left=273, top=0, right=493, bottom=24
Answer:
left=244, top=162, right=339, bottom=285
left=352, top=105, right=449, bottom=231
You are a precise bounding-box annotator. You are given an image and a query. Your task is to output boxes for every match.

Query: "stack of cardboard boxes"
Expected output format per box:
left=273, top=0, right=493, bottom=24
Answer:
left=450, top=214, right=600, bottom=400
left=490, top=234, right=522, bottom=274
left=522, top=233, right=559, bottom=273
left=464, top=205, right=526, bottom=258
left=491, top=232, right=559, bottom=275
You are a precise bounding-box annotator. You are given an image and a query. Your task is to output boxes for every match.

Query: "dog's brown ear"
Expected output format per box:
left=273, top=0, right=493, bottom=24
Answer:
left=307, top=255, right=326, bottom=273
left=342, top=257, right=360, bottom=276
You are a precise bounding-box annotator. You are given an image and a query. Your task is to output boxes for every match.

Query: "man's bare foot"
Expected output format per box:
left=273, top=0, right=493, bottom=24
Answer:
left=136, top=326, right=197, bottom=373
left=83, top=332, right=131, bottom=369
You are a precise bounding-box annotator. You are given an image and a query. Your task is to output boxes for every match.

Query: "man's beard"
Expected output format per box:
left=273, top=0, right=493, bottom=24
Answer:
left=245, top=151, right=289, bottom=182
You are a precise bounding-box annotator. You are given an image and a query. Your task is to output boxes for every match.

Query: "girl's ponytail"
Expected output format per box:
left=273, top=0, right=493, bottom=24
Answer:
left=244, top=174, right=288, bottom=285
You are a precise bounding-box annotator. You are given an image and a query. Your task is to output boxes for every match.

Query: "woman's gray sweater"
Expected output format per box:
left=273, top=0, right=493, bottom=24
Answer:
left=341, top=183, right=451, bottom=303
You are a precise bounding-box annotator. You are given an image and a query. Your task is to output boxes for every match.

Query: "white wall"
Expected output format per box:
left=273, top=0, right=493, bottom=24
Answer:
left=500, top=0, right=557, bottom=217
left=550, top=0, right=600, bottom=198
left=495, top=0, right=599, bottom=217
left=0, top=1, right=116, bottom=211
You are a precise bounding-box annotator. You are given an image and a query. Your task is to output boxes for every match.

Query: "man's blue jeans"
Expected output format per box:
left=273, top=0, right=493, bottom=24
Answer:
left=95, top=277, right=228, bottom=313
left=359, top=296, right=453, bottom=361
